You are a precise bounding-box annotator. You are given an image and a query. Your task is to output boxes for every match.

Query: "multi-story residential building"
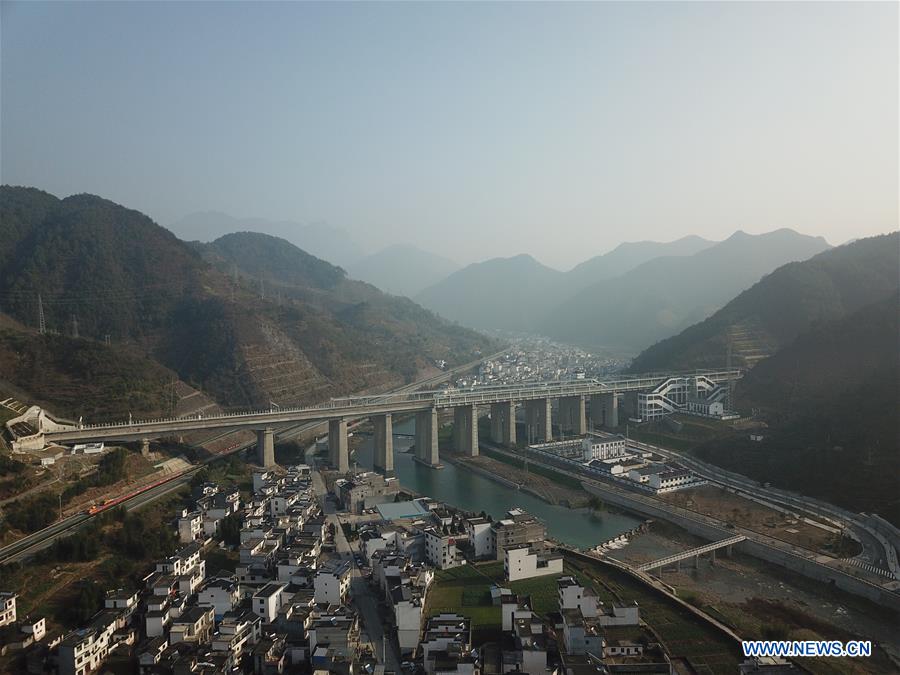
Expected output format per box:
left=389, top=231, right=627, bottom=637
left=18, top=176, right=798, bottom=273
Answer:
left=212, top=609, right=263, bottom=659
left=423, top=527, right=463, bottom=570
left=314, top=560, right=352, bottom=604
left=505, top=544, right=563, bottom=581
left=169, top=605, right=214, bottom=644
left=306, top=607, right=358, bottom=659
left=0, top=591, right=16, bottom=627
left=335, top=472, right=399, bottom=514
left=465, top=517, right=493, bottom=559
left=420, top=614, right=475, bottom=675
left=58, top=611, right=118, bottom=675
left=491, top=509, right=547, bottom=561
left=561, top=609, right=604, bottom=656
left=177, top=511, right=204, bottom=543
left=253, top=582, right=288, bottom=623
left=198, top=577, right=241, bottom=620
left=511, top=616, right=548, bottom=675
left=557, top=576, right=598, bottom=617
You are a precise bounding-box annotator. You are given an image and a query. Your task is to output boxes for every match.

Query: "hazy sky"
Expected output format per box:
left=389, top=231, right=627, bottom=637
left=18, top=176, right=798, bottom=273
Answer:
left=2, top=1, right=897, bottom=269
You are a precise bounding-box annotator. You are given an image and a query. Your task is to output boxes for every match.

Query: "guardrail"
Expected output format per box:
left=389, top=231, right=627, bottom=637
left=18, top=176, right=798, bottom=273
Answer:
left=46, top=369, right=742, bottom=441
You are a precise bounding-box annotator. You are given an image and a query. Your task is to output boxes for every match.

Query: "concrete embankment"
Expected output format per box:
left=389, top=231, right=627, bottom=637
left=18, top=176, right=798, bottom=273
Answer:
left=582, top=482, right=900, bottom=613
left=442, top=455, right=554, bottom=506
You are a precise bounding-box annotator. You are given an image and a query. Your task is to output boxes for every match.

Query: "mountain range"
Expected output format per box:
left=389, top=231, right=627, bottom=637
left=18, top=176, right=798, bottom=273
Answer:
left=0, top=186, right=497, bottom=419
left=630, top=232, right=900, bottom=371
left=414, top=229, right=831, bottom=352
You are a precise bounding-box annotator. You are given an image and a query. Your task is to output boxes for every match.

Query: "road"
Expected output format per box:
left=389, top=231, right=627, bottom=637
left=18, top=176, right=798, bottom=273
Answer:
left=309, top=461, right=400, bottom=673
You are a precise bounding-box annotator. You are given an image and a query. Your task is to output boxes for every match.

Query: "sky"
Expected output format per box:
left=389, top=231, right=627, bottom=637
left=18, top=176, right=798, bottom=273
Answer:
left=2, top=1, right=897, bottom=269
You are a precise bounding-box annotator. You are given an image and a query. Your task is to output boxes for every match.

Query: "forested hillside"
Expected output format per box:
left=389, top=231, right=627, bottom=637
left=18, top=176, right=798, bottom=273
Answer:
left=631, top=233, right=899, bottom=371
left=0, top=186, right=497, bottom=416
left=694, top=294, right=899, bottom=523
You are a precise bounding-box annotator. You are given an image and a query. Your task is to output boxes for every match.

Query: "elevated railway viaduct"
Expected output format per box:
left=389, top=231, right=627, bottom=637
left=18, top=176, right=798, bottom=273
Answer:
left=43, top=370, right=742, bottom=474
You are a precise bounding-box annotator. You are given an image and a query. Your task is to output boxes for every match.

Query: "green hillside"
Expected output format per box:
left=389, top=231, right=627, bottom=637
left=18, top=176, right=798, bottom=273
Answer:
left=0, top=318, right=176, bottom=423
left=0, top=186, right=497, bottom=415
left=630, top=233, right=899, bottom=371
left=695, top=294, right=900, bottom=523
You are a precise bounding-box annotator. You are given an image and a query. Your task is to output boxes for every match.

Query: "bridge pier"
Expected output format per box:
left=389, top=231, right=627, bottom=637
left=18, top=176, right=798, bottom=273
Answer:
left=373, top=413, right=394, bottom=476
left=489, top=401, right=516, bottom=446
left=453, top=404, right=479, bottom=456
left=256, top=427, right=276, bottom=467
left=524, top=398, right=551, bottom=443
left=140, top=438, right=151, bottom=457
left=415, top=408, right=440, bottom=467
left=558, top=395, right=586, bottom=436
left=591, top=393, right=619, bottom=428
left=328, top=419, right=349, bottom=473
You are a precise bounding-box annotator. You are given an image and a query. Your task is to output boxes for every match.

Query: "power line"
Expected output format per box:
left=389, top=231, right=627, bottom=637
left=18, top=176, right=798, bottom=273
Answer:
left=37, top=293, right=46, bottom=335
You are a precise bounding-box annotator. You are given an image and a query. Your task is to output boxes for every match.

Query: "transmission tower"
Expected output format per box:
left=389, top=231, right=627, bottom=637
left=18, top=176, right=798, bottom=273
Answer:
left=37, top=294, right=46, bottom=335
left=259, top=278, right=265, bottom=300
left=71, top=314, right=79, bottom=339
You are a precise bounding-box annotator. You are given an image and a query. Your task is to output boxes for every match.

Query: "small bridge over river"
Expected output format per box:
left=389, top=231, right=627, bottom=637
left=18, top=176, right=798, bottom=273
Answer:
left=637, top=534, right=747, bottom=572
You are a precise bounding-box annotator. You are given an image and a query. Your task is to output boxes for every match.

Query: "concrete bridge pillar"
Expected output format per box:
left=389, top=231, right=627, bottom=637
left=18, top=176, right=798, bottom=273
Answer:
left=603, top=393, right=620, bottom=428
left=490, top=401, right=516, bottom=446
left=140, top=438, right=151, bottom=457
left=415, top=408, right=440, bottom=467
left=328, top=419, right=349, bottom=473
left=490, top=403, right=504, bottom=444
left=453, top=404, right=479, bottom=456
left=257, top=427, right=276, bottom=467
left=524, top=398, right=551, bottom=443
left=558, top=395, right=586, bottom=436
left=373, top=413, right=394, bottom=476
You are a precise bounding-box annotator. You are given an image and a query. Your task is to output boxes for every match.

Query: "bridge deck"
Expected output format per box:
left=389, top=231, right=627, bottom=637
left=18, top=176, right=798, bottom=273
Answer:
left=43, top=369, right=741, bottom=444
left=637, top=534, right=746, bottom=571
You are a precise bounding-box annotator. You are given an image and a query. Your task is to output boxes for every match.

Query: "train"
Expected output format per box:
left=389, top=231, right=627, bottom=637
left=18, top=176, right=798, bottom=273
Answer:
left=83, top=438, right=247, bottom=516
left=85, top=470, right=189, bottom=515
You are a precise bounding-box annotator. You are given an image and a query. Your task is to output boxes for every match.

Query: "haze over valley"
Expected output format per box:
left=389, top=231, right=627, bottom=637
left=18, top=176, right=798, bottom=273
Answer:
left=1, top=2, right=898, bottom=673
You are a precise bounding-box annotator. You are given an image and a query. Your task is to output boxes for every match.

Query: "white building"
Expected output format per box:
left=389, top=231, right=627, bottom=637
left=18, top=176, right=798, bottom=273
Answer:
left=0, top=591, right=16, bottom=627
left=253, top=582, right=288, bottom=623
left=423, top=527, right=463, bottom=570
left=581, top=434, right=628, bottom=462
left=647, top=468, right=694, bottom=492
left=557, top=576, right=598, bottom=617
left=638, top=375, right=732, bottom=421
left=465, top=517, right=493, bottom=559
left=58, top=612, right=117, bottom=675
left=198, top=577, right=241, bottom=620
left=314, top=560, right=352, bottom=605
left=504, top=545, right=563, bottom=582
left=169, top=605, right=215, bottom=644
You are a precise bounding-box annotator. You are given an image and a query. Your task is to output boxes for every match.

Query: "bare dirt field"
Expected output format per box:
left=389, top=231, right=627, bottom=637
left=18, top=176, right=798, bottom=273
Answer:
left=661, top=484, right=851, bottom=556
left=609, top=523, right=900, bottom=673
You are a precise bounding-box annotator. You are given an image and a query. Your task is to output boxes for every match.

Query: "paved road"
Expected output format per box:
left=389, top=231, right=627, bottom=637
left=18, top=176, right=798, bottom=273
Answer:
left=309, top=464, right=401, bottom=672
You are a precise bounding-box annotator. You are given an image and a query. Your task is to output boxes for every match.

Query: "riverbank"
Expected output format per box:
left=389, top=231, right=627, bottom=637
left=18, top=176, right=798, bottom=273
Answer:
left=442, top=452, right=590, bottom=508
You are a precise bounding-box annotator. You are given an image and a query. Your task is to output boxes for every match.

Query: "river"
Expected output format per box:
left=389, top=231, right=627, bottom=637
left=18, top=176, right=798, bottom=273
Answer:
left=347, top=417, right=642, bottom=550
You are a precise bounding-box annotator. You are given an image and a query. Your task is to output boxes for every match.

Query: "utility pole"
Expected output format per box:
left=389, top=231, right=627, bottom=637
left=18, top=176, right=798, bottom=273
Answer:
left=37, top=293, right=46, bottom=335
